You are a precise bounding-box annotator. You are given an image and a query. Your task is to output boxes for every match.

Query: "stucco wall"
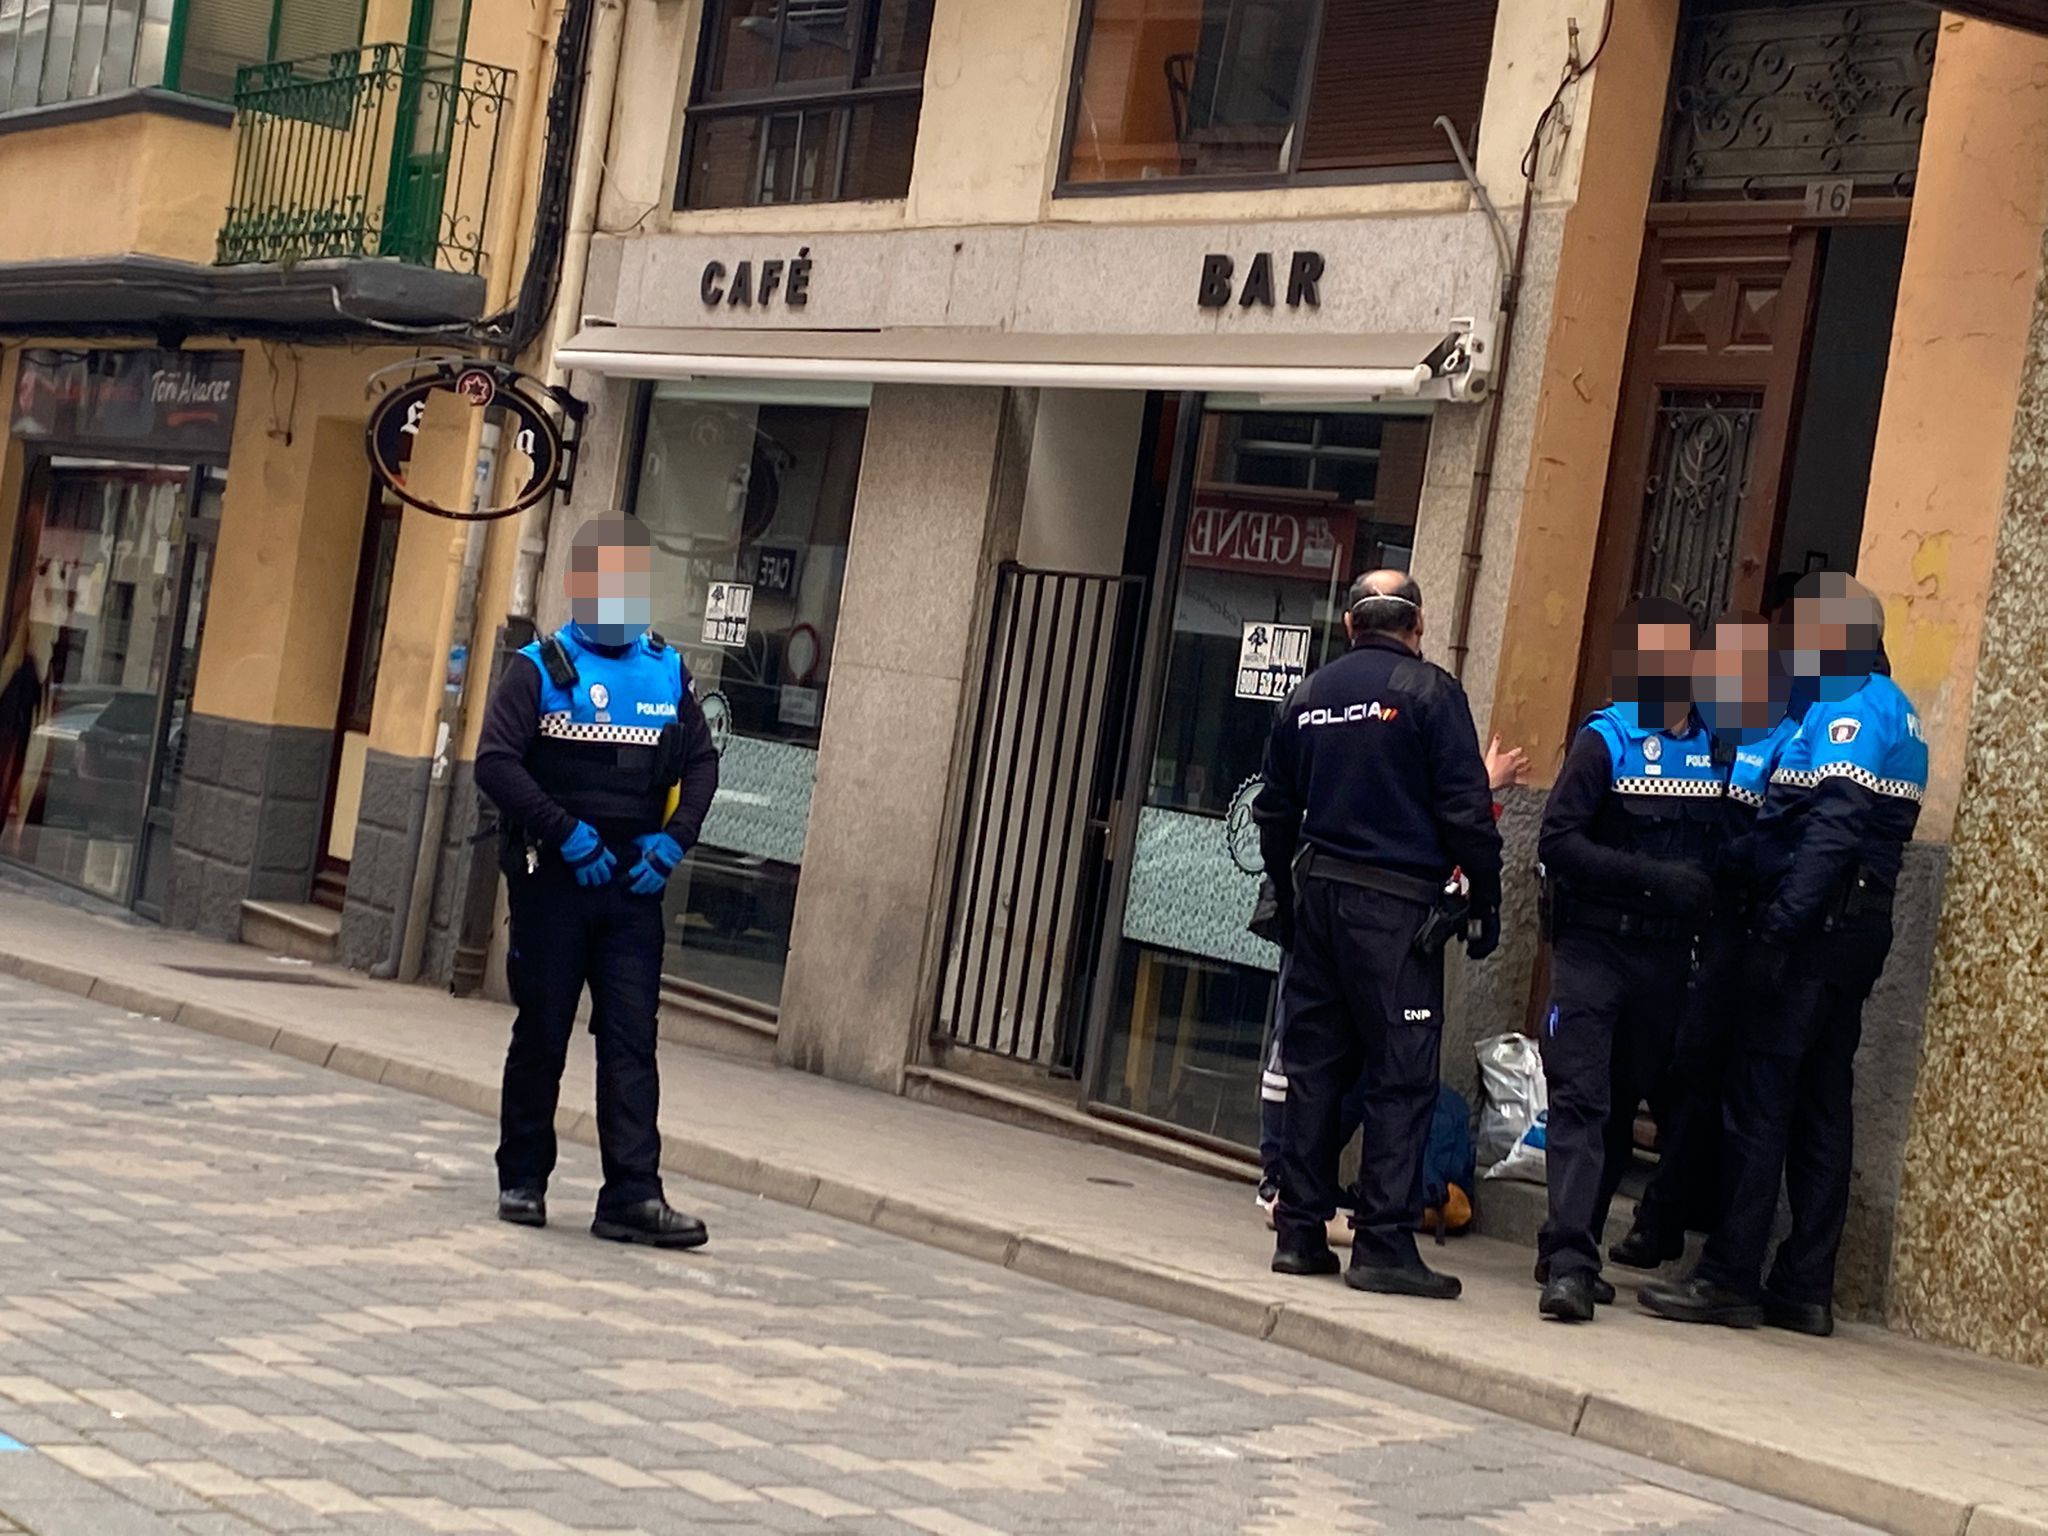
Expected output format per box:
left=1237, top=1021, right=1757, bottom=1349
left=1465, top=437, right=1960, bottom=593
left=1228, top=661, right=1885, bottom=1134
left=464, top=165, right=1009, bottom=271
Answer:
left=0, top=105, right=232, bottom=266
left=1855, top=12, right=2048, bottom=843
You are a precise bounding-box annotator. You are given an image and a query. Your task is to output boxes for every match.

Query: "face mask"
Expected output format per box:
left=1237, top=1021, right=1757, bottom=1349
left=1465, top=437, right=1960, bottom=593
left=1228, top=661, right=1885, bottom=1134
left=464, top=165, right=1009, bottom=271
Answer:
left=572, top=594, right=652, bottom=647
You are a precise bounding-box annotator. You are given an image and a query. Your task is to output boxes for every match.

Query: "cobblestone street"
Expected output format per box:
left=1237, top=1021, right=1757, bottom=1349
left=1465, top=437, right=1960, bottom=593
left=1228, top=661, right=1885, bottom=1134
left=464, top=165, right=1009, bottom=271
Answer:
left=0, top=974, right=1876, bottom=1536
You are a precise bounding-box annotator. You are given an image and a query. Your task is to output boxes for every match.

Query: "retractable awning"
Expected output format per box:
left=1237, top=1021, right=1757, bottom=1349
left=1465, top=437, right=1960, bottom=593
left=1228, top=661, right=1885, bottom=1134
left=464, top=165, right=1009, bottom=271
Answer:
left=554, top=322, right=1491, bottom=402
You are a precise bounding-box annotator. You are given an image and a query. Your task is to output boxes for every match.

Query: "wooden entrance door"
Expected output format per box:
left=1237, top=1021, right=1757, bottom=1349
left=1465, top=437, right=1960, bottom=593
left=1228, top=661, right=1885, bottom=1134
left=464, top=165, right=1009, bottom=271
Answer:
left=1574, top=222, right=1822, bottom=711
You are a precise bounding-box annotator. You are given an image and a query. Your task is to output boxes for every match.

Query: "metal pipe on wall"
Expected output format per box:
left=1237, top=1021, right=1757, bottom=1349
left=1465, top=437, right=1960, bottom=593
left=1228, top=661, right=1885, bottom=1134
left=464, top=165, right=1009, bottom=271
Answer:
left=510, top=0, right=628, bottom=626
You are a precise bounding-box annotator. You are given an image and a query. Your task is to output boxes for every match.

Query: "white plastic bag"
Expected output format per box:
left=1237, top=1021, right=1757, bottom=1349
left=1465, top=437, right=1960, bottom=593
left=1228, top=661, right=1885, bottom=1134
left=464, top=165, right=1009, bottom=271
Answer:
left=1487, top=1109, right=1549, bottom=1185
left=1475, top=1032, right=1547, bottom=1166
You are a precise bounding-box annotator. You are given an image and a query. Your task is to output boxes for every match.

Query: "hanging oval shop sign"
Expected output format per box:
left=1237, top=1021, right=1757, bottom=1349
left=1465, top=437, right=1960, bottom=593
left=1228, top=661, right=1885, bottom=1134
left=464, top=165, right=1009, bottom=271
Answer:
left=365, top=361, right=585, bottom=521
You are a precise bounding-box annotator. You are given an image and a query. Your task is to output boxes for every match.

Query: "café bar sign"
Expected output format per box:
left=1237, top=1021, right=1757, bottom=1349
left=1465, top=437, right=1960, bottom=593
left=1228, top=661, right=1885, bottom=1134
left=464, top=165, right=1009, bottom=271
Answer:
left=1184, top=494, right=1355, bottom=582
left=11, top=347, right=242, bottom=457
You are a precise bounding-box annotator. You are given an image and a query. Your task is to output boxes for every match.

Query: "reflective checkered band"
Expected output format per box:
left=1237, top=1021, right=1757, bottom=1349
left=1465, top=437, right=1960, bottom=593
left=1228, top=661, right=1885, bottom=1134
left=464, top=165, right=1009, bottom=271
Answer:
left=1613, top=777, right=1725, bottom=799
left=1727, top=784, right=1766, bottom=808
left=1771, top=761, right=1924, bottom=803
left=537, top=712, right=665, bottom=746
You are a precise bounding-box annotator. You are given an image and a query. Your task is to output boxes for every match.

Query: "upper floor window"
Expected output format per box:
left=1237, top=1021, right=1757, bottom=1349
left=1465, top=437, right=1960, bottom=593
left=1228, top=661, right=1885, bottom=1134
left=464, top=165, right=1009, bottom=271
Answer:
left=1060, top=0, right=1498, bottom=190
left=677, top=0, right=933, bottom=211
left=0, top=0, right=365, bottom=116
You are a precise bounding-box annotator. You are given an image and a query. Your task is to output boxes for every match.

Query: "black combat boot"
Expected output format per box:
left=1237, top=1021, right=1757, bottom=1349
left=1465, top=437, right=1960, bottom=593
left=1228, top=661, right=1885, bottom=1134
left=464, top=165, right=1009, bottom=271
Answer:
left=497, top=1188, right=546, bottom=1228
left=591, top=1199, right=709, bottom=1250
left=1345, top=1261, right=1462, bottom=1301
left=1533, top=1259, right=1615, bottom=1305
left=1540, top=1269, right=1599, bottom=1323
left=1762, top=1292, right=1835, bottom=1337
left=1609, top=1225, right=1684, bottom=1270
left=1639, top=1273, right=1763, bottom=1328
left=1272, top=1244, right=1342, bottom=1277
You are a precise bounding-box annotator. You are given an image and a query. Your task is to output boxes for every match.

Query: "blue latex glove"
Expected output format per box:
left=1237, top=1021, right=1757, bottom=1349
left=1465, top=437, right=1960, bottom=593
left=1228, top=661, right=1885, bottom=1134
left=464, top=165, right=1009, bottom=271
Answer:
left=623, top=832, right=684, bottom=897
left=559, top=822, right=617, bottom=888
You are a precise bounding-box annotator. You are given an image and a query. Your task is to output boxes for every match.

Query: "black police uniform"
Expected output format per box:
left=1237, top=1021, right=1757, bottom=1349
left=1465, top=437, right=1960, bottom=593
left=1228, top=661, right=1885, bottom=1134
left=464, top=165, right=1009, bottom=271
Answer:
left=475, top=625, right=719, bottom=1219
left=1252, top=633, right=1501, bottom=1276
left=1692, top=672, right=1926, bottom=1314
left=1620, top=713, right=1800, bottom=1263
left=1536, top=707, right=1723, bottom=1290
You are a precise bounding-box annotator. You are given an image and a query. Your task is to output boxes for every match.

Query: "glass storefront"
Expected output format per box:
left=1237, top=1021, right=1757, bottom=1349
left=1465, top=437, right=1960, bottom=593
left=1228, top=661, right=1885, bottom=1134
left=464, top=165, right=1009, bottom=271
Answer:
left=1094, top=402, right=1434, bottom=1146
left=631, top=382, right=869, bottom=1009
left=2, top=460, right=220, bottom=906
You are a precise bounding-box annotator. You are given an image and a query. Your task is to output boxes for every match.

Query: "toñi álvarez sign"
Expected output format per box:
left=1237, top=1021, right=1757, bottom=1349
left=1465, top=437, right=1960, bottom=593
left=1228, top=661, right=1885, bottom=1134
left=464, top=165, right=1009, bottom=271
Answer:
left=1182, top=492, right=1355, bottom=583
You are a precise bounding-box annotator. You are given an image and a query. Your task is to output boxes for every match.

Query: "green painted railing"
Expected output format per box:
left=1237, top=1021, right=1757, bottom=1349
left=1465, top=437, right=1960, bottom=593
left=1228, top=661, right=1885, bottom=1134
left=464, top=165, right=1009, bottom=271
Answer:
left=215, top=43, right=512, bottom=275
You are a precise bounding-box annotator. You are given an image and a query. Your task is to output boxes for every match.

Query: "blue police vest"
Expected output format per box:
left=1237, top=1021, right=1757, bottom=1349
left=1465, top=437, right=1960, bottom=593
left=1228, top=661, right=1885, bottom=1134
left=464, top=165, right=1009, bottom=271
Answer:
left=1581, top=704, right=1726, bottom=866
left=520, top=626, right=689, bottom=843
left=1726, top=713, right=1802, bottom=811
left=1753, top=674, right=1927, bottom=902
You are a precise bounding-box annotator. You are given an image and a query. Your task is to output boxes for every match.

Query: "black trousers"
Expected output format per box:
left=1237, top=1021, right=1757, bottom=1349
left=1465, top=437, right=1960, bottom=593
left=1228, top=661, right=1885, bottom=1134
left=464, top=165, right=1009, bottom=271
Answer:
left=1275, top=876, right=1443, bottom=1270
left=1633, top=914, right=1764, bottom=1248
left=1537, top=929, right=1689, bottom=1277
left=1698, top=928, right=1888, bottom=1304
left=496, top=873, right=666, bottom=1214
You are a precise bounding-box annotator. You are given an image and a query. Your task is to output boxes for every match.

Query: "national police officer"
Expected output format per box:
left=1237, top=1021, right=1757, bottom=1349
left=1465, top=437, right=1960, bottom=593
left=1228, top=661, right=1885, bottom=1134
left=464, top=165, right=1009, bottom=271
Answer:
left=1611, top=611, right=1799, bottom=1269
left=1534, top=599, right=1724, bottom=1323
left=475, top=515, right=720, bottom=1248
left=1253, top=571, right=1502, bottom=1299
left=1643, top=574, right=1926, bottom=1335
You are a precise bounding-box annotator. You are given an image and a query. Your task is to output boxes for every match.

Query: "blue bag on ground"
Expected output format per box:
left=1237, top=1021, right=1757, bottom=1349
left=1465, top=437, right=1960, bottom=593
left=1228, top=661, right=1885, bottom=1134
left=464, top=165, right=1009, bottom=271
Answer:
left=1418, top=1084, right=1477, bottom=1237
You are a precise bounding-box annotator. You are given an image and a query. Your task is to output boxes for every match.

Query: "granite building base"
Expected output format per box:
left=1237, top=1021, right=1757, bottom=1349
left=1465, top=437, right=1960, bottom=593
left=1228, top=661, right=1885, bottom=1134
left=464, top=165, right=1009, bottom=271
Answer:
left=166, top=714, right=331, bottom=938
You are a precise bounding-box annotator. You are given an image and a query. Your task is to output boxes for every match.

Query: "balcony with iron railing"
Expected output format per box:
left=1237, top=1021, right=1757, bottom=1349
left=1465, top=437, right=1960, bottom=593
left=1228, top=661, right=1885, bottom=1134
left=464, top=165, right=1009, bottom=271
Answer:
left=215, top=44, right=513, bottom=281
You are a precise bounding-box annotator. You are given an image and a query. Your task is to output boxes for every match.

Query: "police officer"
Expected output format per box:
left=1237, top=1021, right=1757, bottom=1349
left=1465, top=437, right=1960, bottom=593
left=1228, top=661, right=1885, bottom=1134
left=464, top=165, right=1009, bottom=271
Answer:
left=1535, top=599, right=1724, bottom=1323
left=1253, top=571, right=1502, bottom=1299
left=1643, top=574, right=1925, bottom=1335
left=1611, top=611, right=1799, bottom=1269
left=475, top=515, right=720, bottom=1248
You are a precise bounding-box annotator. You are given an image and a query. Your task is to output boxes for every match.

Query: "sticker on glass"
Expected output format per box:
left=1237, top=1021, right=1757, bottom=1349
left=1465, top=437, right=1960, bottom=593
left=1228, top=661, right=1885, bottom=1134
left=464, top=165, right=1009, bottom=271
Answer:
left=1236, top=622, right=1311, bottom=702
left=703, top=582, right=753, bottom=648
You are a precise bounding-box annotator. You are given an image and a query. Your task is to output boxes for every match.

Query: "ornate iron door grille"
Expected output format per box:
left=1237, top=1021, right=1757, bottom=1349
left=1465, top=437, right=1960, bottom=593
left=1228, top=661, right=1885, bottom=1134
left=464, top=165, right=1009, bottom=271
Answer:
left=1633, top=390, right=1763, bottom=627
left=1660, top=0, right=1938, bottom=201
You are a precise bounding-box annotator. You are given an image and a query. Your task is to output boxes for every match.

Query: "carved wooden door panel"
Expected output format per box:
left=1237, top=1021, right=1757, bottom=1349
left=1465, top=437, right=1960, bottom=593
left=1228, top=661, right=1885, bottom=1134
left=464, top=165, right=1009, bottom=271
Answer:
left=1576, top=223, right=1821, bottom=709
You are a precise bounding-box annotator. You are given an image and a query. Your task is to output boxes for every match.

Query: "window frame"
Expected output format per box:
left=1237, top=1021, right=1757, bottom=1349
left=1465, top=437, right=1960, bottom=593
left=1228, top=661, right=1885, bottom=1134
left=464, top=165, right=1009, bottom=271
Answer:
left=1052, top=0, right=1479, bottom=198
left=673, top=0, right=929, bottom=212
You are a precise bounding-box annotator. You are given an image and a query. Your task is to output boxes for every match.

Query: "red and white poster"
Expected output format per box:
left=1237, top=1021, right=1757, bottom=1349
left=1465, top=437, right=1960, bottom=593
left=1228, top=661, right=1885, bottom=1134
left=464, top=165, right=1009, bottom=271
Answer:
left=1183, top=491, right=1355, bottom=583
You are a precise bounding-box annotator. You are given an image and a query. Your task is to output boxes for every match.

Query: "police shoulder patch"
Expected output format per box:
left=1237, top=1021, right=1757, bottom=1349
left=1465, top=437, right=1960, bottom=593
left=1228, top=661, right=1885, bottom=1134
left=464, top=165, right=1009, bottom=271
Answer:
left=1827, top=717, right=1862, bottom=745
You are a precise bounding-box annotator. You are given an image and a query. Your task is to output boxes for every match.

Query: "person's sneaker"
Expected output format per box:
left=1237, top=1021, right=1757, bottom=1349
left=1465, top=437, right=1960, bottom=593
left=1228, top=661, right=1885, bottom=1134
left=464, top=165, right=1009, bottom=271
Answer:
left=1345, top=1262, right=1462, bottom=1301
left=1255, top=1179, right=1280, bottom=1231
left=1532, top=1259, right=1615, bottom=1305
left=1639, top=1274, right=1763, bottom=1328
left=591, top=1199, right=708, bottom=1250
left=1540, top=1269, right=1599, bottom=1323
left=1609, top=1226, right=1684, bottom=1270
left=1762, top=1292, right=1835, bottom=1337
left=497, top=1188, right=546, bottom=1228
left=1272, top=1244, right=1342, bottom=1277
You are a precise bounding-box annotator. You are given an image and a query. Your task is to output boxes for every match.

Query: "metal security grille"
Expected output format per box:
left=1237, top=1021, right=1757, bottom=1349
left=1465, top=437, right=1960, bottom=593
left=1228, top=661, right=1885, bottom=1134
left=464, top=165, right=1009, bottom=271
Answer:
left=1634, top=390, right=1762, bottom=627
left=1659, top=0, right=1938, bottom=202
left=934, top=565, right=1146, bottom=1071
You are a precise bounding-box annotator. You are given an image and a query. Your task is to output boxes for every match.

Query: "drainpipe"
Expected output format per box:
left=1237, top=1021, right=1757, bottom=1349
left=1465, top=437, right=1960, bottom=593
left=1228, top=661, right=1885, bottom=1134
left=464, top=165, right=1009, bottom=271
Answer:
left=1442, top=9, right=1609, bottom=685
left=510, top=0, right=627, bottom=627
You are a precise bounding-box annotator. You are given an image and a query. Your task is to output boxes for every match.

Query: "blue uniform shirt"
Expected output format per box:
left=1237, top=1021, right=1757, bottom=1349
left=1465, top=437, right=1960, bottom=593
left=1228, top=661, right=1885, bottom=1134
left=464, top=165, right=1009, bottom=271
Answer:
left=1725, top=713, right=1803, bottom=812
left=1538, top=706, right=1726, bottom=918
left=1750, top=673, right=1927, bottom=940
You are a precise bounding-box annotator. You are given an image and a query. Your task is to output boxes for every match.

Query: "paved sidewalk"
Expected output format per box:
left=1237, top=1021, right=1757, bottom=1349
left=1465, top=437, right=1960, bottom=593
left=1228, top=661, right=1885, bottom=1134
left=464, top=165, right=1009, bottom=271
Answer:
left=0, top=978, right=1873, bottom=1536
left=0, top=888, right=2043, bottom=1536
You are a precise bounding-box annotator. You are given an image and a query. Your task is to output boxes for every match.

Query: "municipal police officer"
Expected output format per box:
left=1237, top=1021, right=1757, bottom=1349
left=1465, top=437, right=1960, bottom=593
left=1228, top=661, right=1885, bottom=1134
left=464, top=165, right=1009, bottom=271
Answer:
left=1612, top=612, right=1800, bottom=1269
left=1534, top=599, right=1724, bottom=1323
left=475, top=515, right=720, bottom=1248
left=1643, top=574, right=1926, bottom=1335
left=1253, top=571, right=1502, bottom=1299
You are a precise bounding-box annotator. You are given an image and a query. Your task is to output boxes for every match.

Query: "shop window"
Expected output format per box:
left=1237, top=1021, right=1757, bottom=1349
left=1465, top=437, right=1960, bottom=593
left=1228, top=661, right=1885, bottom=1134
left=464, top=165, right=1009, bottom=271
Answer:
left=1061, top=0, right=1497, bottom=190
left=0, top=0, right=368, bottom=115
left=632, top=383, right=870, bottom=1009
left=677, top=0, right=932, bottom=210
